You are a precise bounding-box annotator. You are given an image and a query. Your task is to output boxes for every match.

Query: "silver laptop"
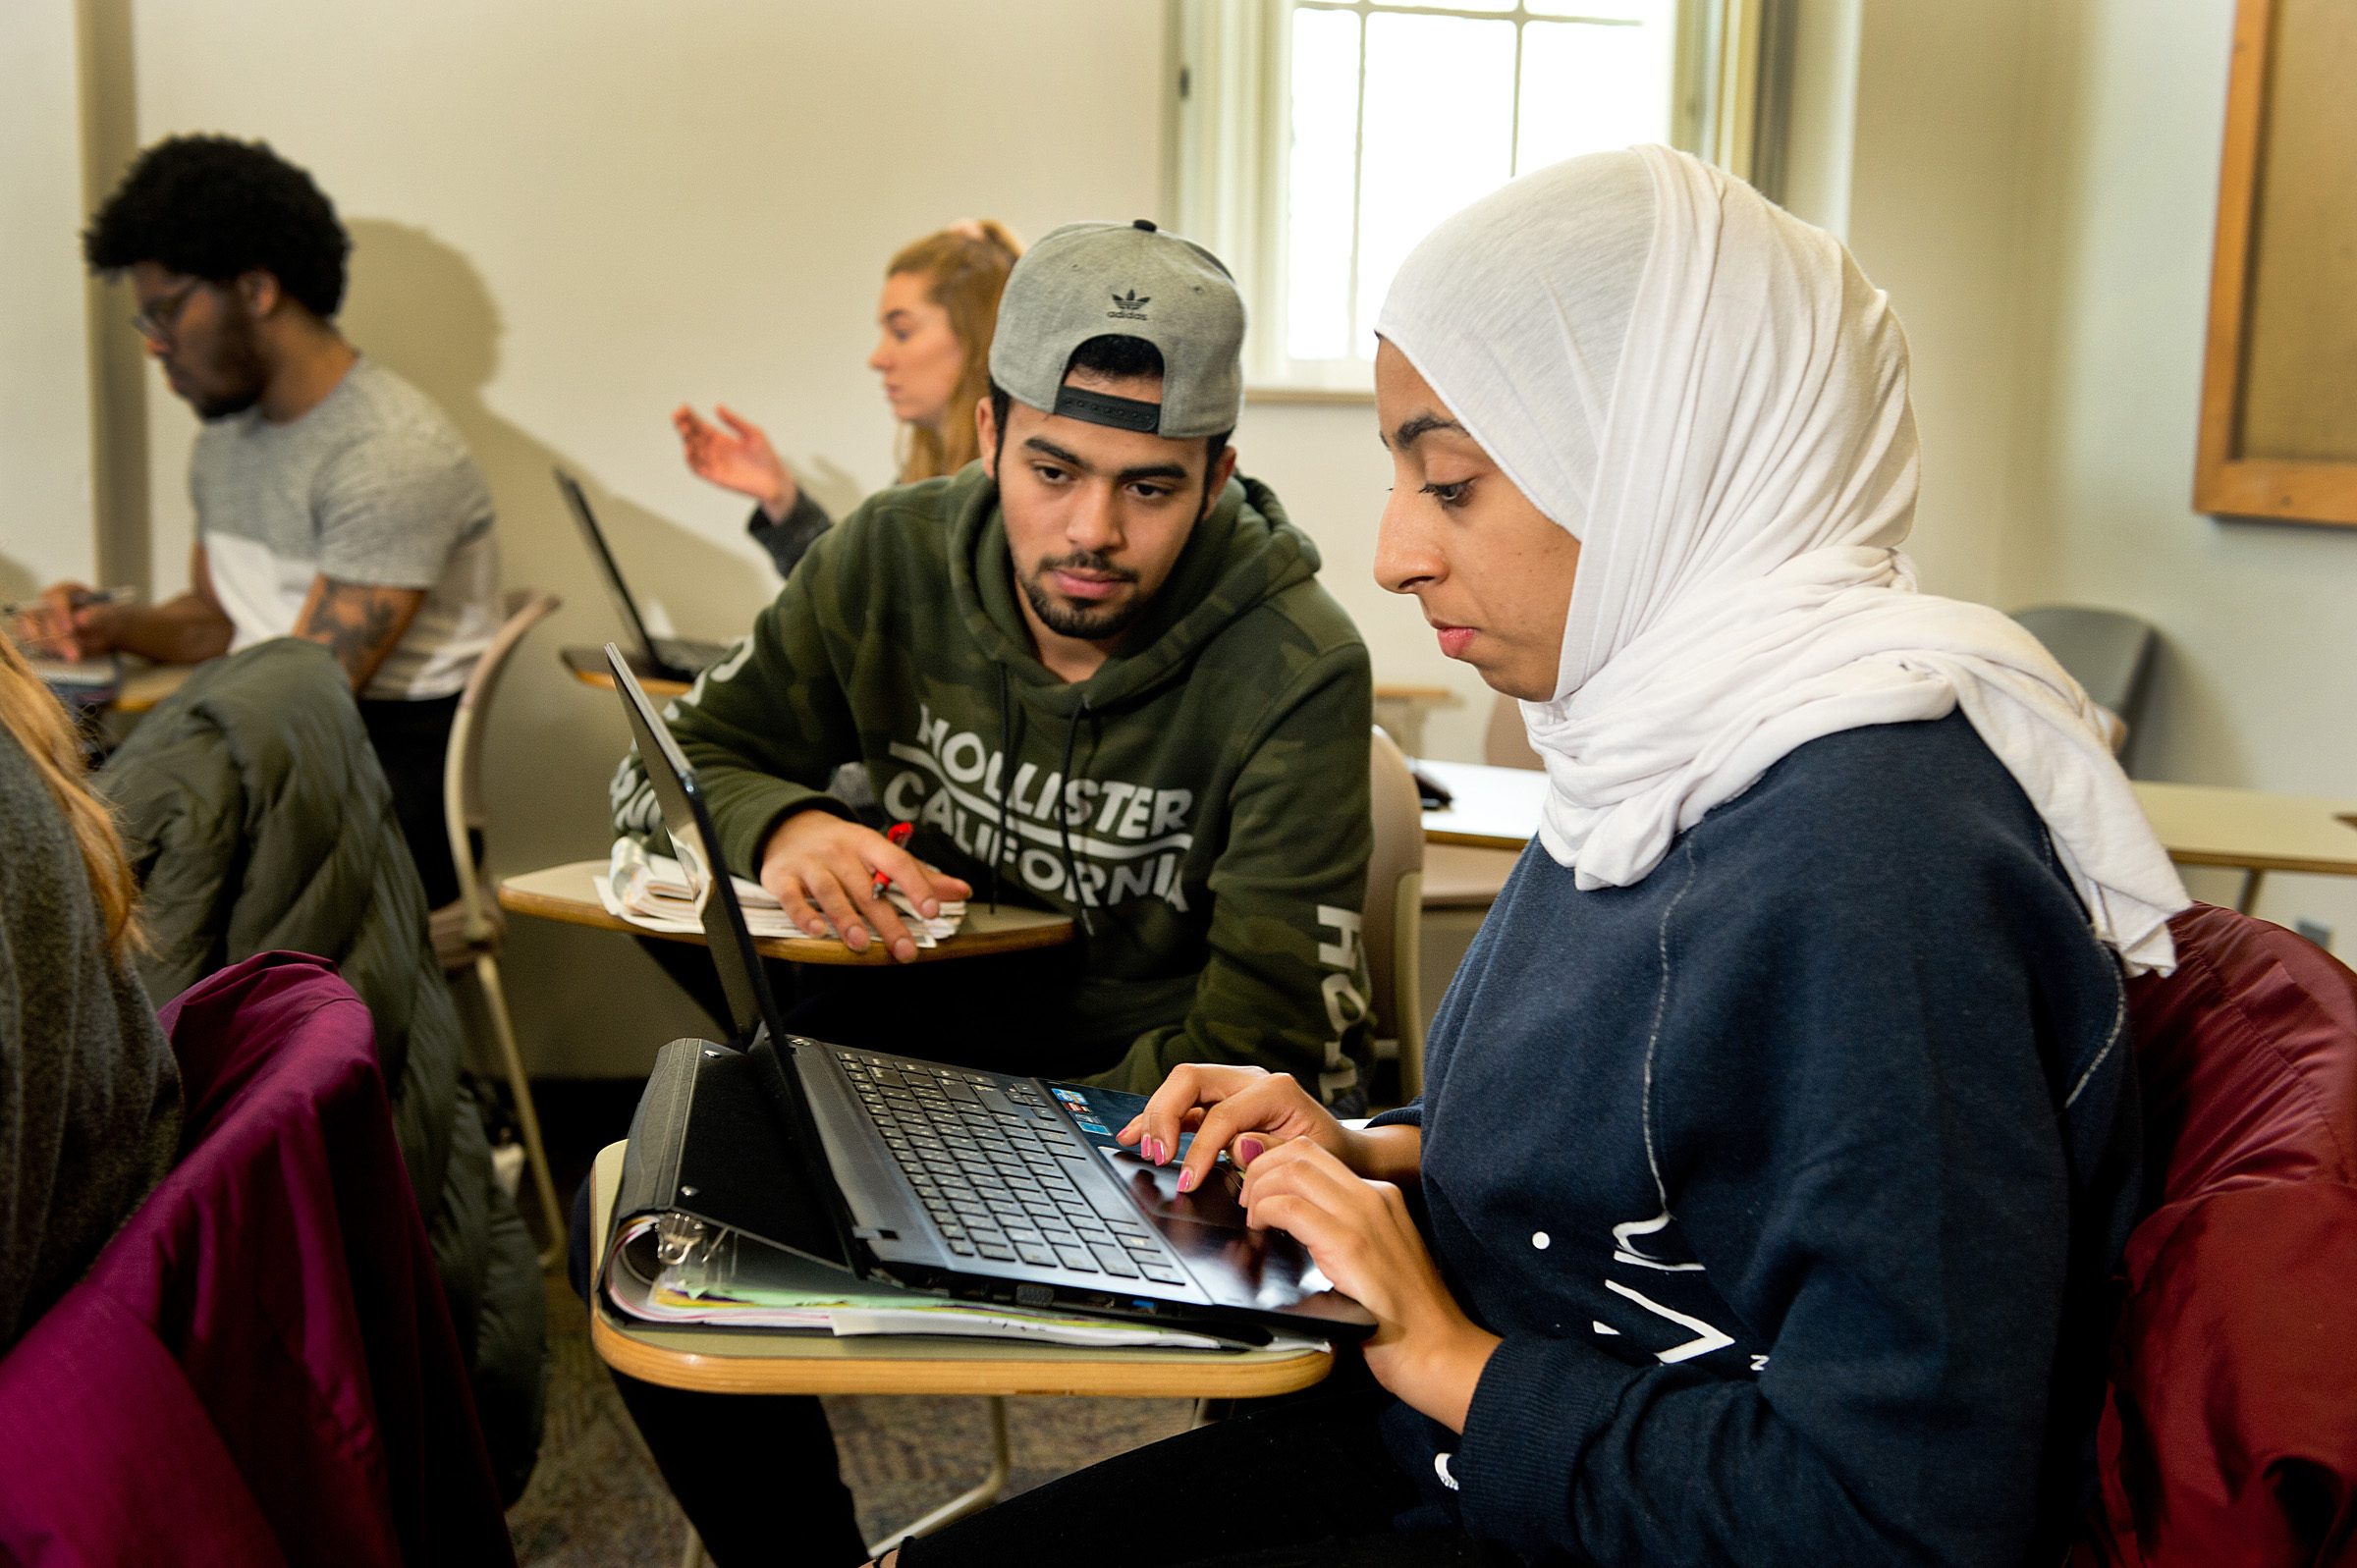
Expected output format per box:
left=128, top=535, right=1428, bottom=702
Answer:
left=605, top=643, right=1376, bottom=1343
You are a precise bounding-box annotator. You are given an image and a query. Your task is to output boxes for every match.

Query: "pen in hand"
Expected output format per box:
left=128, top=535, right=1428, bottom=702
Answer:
left=870, top=821, right=915, bottom=899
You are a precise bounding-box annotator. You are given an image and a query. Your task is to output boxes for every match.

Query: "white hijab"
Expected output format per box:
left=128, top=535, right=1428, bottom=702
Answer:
left=1376, top=146, right=2187, bottom=973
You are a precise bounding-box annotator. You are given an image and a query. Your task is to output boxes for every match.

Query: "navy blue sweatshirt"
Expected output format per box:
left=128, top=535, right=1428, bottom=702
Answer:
left=1371, top=712, right=2139, bottom=1567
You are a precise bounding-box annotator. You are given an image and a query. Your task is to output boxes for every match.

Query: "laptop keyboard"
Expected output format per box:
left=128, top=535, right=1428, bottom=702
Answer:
left=833, top=1050, right=1188, bottom=1287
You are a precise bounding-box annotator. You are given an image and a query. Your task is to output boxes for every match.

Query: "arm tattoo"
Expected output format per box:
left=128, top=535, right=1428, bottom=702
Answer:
left=297, top=579, right=424, bottom=689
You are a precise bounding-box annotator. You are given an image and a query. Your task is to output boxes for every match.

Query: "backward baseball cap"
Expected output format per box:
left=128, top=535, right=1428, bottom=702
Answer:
left=988, top=219, right=1245, bottom=441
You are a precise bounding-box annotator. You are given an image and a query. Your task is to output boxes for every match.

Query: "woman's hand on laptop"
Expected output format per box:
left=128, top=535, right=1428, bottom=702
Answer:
left=1237, top=1137, right=1499, bottom=1434
left=1119, top=1064, right=1422, bottom=1196
left=758, top=808, right=971, bottom=963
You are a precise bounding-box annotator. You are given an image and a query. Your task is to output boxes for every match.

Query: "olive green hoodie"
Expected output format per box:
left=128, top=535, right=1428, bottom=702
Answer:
left=611, top=462, right=1374, bottom=1101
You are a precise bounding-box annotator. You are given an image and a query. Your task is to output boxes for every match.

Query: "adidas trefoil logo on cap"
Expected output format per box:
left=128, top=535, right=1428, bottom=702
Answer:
left=1108, top=289, right=1151, bottom=320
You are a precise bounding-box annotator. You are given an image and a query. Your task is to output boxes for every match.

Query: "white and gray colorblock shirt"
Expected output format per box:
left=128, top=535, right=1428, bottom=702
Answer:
left=190, top=356, right=499, bottom=701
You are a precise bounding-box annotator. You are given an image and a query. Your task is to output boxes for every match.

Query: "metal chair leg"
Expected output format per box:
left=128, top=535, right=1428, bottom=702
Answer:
left=475, top=950, right=567, bottom=1271
left=2239, top=866, right=2268, bottom=915
left=864, top=1396, right=1011, bottom=1559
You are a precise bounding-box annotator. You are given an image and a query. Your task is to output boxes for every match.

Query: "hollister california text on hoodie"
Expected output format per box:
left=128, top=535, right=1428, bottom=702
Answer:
left=611, top=462, right=1376, bottom=1101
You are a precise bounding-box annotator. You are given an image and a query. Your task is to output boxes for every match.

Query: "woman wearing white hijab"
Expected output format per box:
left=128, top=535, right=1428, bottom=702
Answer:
left=879, top=147, right=2176, bottom=1568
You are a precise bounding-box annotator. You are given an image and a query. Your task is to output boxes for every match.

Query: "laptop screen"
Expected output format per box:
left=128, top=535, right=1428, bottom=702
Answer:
left=604, top=642, right=865, bottom=1272
left=556, top=468, right=659, bottom=664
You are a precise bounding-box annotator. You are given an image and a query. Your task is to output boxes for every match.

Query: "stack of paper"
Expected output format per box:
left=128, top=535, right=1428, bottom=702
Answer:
left=601, top=1218, right=1239, bottom=1350
left=22, top=652, right=119, bottom=713
left=599, top=837, right=964, bottom=946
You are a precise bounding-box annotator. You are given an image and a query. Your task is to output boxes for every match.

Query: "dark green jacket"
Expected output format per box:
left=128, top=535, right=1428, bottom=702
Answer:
left=612, top=463, right=1375, bottom=1101
left=100, top=639, right=546, bottom=1502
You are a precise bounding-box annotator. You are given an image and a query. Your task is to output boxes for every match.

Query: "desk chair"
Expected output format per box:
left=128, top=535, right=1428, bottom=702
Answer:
left=1406, top=700, right=1534, bottom=1010
left=0, top=953, right=513, bottom=1563
left=2010, top=605, right=2156, bottom=757
left=2075, top=903, right=2357, bottom=1563
left=437, top=587, right=568, bottom=1271
left=1484, top=690, right=1543, bottom=771
left=1368, top=728, right=1429, bottom=1102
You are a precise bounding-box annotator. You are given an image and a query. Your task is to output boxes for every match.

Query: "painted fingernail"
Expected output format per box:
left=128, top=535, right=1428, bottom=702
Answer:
left=1177, top=1168, right=1197, bottom=1193
left=1237, top=1137, right=1264, bottom=1165
left=1148, top=1138, right=1167, bottom=1165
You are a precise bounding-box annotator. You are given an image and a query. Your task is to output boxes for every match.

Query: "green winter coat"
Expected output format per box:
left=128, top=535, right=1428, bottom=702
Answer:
left=611, top=463, right=1375, bottom=1102
left=100, top=639, right=547, bottom=1502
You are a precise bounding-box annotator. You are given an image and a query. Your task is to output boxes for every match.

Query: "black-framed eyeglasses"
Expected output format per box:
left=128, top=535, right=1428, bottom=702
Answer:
left=129, top=279, right=204, bottom=345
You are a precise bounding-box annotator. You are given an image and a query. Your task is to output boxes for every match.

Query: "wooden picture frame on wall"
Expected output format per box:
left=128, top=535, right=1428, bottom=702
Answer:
left=2196, top=0, right=2357, bottom=525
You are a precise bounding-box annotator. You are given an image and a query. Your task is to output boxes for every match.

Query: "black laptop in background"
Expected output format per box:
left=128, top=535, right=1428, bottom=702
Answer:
left=602, top=643, right=1376, bottom=1345
left=554, top=467, right=735, bottom=683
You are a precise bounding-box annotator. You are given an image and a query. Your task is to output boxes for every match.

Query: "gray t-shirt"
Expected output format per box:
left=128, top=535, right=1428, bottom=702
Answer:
left=191, top=356, right=500, bottom=700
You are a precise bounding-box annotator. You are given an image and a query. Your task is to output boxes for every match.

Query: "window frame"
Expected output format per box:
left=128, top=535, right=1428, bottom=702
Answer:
left=1162, top=0, right=1778, bottom=399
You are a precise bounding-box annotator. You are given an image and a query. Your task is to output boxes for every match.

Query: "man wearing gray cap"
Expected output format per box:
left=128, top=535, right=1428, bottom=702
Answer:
left=612, top=217, right=1372, bottom=1089
left=601, top=219, right=1375, bottom=1560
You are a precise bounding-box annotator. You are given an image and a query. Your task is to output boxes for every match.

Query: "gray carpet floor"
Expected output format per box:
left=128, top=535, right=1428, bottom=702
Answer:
left=505, top=1273, right=1192, bottom=1565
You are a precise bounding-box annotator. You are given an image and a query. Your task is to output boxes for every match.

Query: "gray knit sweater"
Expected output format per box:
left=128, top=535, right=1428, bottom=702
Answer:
left=0, top=725, right=182, bottom=1350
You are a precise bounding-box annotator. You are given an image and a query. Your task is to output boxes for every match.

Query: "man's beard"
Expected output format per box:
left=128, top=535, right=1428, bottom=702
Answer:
left=186, top=296, right=269, bottom=419
left=1018, top=550, right=1147, bottom=641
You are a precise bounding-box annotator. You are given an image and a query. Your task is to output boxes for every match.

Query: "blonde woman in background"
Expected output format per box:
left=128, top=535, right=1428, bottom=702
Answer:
left=673, top=219, right=1023, bottom=578
left=0, top=636, right=182, bottom=1353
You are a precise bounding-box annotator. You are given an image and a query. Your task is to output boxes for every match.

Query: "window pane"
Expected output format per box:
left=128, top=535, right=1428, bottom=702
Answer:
left=1515, top=13, right=1674, bottom=172
left=1355, top=12, right=1517, bottom=353
left=1288, top=6, right=1362, bottom=362
left=1526, top=1, right=1653, bottom=19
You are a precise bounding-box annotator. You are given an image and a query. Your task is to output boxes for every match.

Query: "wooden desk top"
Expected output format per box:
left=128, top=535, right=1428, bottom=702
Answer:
left=1418, top=758, right=1549, bottom=850
left=499, top=859, right=1074, bottom=966
left=1421, top=843, right=1524, bottom=909
left=113, top=660, right=193, bottom=715
left=586, top=1142, right=1334, bottom=1398
left=2128, top=780, right=2357, bottom=877
left=563, top=643, right=690, bottom=697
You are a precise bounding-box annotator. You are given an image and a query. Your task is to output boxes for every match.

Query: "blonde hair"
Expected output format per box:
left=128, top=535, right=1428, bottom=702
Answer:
left=0, top=637, right=141, bottom=957
left=887, top=219, right=1023, bottom=482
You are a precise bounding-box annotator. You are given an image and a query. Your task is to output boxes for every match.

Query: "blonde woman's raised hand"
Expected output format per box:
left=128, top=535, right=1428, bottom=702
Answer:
left=672, top=403, right=796, bottom=518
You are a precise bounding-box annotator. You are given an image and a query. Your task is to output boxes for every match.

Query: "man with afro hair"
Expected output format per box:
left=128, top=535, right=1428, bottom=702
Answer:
left=35, top=135, right=501, bottom=909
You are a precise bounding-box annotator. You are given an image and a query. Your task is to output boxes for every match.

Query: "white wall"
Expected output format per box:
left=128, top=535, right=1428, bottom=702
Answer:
left=125, top=0, right=1173, bottom=1072
left=0, top=4, right=98, bottom=599
left=1837, top=0, right=2046, bottom=609
left=1999, top=0, right=2357, bottom=941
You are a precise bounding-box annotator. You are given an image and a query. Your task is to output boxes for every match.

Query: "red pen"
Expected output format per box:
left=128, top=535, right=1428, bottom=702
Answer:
left=870, top=821, right=914, bottom=898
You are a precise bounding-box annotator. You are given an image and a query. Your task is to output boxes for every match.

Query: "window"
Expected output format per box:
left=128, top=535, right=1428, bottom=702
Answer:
left=1166, top=0, right=1781, bottom=395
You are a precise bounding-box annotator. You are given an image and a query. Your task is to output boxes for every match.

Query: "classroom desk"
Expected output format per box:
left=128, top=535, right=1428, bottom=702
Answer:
left=587, top=1141, right=1332, bottom=1399
left=112, top=660, right=193, bottom=714
left=2130, top=781, right=2357, bottom=912
left=498, top=859, right=1074, bottom=966
left=1417, top=757, right=1550, bottom=850
left=586, top=1140, right=1333, bottom=1551
left=562, top=643, right=690, bottom=698
left=1413, top=760, right=2357, bottom=916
